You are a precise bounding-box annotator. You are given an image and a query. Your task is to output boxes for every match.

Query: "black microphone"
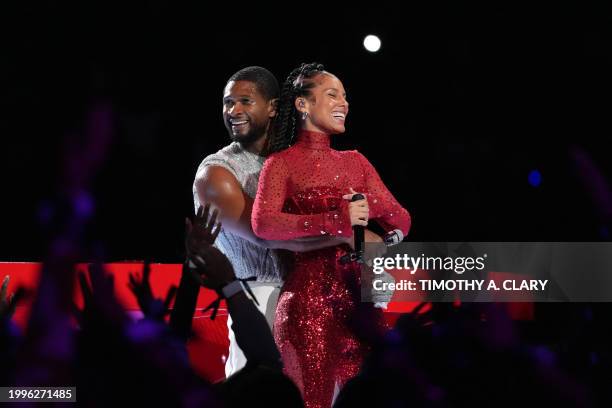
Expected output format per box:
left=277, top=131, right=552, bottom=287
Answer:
left=351, top=193, right=365, bottom=263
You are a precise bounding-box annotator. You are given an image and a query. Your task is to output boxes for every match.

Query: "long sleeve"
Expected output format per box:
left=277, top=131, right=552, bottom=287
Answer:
left=356, top=152, right=411, bottom=237
left=252, top=154, right=352, bottom=240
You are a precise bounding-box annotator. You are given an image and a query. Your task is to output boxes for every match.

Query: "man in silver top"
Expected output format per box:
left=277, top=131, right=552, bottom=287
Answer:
left=193, top=66, right=348, bottom=377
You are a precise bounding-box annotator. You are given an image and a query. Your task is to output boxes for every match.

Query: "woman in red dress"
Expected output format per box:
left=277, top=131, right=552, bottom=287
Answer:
left=251, top=63, right=411, bottom=408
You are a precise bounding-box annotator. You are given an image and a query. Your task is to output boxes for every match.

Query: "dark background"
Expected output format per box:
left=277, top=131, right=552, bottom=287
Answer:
left=2, top=1, right=611, bottom=262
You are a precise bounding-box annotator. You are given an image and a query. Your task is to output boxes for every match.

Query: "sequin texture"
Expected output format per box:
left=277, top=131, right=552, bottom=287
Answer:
left=252, top=130, right=411, bottom=408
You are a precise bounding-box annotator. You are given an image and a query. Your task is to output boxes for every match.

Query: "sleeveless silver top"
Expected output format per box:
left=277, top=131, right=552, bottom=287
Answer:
left=193, top=142, right=284, bottom=282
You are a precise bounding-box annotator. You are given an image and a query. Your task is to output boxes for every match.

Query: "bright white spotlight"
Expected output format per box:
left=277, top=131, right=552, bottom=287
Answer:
left=363, top=35, right=381, bottom=52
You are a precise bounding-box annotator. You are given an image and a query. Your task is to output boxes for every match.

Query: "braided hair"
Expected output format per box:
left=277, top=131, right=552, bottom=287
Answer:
left=268, top=62, right=326, bottom=153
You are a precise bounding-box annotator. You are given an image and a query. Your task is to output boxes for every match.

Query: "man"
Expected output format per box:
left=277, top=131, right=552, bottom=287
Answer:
left=193, top=66, right=351, bottom=377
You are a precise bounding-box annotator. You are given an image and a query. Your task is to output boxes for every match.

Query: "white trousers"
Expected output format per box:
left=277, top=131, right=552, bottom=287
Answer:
left=224, top=283, right=281, bottom=378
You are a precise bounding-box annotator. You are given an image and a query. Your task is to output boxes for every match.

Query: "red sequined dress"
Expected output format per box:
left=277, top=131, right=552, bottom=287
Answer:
left=251, top=130, right=411, bottom=408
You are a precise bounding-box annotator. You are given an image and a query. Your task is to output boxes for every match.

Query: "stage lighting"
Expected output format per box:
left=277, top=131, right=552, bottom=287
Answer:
left=363, top=35, right=381, bottom=52
left=528, top=170, right=542, bottom=187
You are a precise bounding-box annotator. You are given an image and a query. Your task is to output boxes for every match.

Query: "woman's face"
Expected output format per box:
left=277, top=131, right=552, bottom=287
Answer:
left=297, top=73, right=349, bottom=134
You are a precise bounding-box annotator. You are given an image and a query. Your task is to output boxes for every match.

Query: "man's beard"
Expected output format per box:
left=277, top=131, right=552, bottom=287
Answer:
left=227, top=120, right=268, bottom=147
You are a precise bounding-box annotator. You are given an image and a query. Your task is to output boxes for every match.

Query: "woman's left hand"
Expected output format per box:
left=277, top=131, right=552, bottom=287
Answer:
left=343, top=188, right=369, bottom=226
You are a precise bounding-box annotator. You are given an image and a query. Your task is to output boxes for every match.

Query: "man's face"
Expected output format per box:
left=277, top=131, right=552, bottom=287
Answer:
left=222, top=80, right=275, bottom=145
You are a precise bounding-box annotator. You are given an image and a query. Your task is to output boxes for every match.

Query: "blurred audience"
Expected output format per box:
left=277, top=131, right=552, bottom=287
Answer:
left=1, top=102, right=610, bottom=407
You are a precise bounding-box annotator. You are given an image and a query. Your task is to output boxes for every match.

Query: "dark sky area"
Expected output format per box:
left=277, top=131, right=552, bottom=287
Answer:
left=2, top=1, right=611, bottom=261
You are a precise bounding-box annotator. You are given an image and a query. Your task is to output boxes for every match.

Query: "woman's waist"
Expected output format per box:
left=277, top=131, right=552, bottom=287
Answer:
left=292, top=244, right=352, bottom=262
left=283, top=244, right=361, bottom=284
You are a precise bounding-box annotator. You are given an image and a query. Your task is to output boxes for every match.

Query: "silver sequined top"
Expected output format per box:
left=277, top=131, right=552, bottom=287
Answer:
left=193, top=142, right=284, bottom=282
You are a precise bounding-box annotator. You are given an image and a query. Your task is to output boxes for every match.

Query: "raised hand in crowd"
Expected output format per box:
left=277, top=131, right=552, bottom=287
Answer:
left=184, top=201, right=282, bottom=371
left=1, top=275, right=26, bottom=321
left=184, top=205, right=234, bottom=292
left=188, top=245, right=236, bottom=290
left=128, top=261, right=177, bottom=321
left=188, top=243, right=283, bottom=372
left=185, top=203, right=221, bottom=256
left=169, top=203, right=223, bottom=339
left=76, top=263, right=126, bottom=328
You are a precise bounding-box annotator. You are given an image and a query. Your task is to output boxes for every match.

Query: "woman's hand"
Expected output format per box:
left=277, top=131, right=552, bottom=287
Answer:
left=343, top=187, right=369, bottom=227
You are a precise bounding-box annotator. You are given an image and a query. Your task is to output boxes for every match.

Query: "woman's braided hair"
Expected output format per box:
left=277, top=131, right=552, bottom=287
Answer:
left=268, top=62, right=325, bottom=153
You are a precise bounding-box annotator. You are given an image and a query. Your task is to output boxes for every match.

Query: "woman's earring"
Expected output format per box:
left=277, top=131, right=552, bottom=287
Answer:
left=301, top=111, right=308, bottom=121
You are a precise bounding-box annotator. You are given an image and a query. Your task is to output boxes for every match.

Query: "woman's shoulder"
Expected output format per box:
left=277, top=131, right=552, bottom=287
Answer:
left=267, top=143, right=312, bottom=161
left=262, top=148, right=295, bottom=170
left=335, top=148, right=366, bottom=161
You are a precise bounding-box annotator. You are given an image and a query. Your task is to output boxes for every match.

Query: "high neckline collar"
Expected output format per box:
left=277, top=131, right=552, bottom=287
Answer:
left=295, top=129, right=331, bottom=150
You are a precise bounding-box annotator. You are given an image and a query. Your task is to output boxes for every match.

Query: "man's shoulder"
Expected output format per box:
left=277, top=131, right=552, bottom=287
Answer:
left=193, top=156, right=243, bottom=206
left=195, top=143, right=241, bottom=179
left=199, top=142, right=241, bottom=165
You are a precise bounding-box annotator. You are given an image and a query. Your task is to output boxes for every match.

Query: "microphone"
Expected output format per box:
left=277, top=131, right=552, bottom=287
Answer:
left=383, top=229, right=404, bottom=246
left=336, top=193, right=367, bottom=265
left=351, top=193, right=366, bottom=263
left=339, top=194, right=404, bottom=265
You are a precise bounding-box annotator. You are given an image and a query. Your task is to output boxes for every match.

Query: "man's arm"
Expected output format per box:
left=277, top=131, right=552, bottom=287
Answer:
left=194, top=165, right=348, bottom=252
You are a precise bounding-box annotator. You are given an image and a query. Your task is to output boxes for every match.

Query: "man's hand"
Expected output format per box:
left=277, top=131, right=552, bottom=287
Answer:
left=364, top=229, right=383, bottom=244
left=185, top=203, right=222, bottom=256
left=364, top=229, right=387, bottom=266
left=342, top=229, right=385, bottom=249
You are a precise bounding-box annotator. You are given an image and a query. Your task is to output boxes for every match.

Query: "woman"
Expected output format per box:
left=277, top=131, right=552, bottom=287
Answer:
left=251, top=63, right=411, bottom=408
